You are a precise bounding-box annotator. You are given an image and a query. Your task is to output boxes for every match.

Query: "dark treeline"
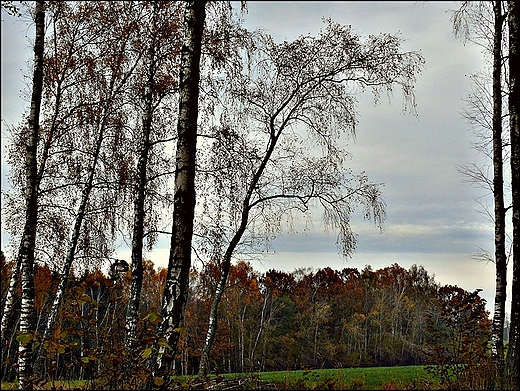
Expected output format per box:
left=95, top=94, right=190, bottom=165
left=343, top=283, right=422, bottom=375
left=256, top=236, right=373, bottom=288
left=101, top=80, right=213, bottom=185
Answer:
left=1, top=251, right=493, bottom=381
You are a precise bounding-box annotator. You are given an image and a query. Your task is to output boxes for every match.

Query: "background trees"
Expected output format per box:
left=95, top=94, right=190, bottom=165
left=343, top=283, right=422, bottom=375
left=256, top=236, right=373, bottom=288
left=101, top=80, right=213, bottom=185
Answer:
left=2, top=254, right=491, bottom=384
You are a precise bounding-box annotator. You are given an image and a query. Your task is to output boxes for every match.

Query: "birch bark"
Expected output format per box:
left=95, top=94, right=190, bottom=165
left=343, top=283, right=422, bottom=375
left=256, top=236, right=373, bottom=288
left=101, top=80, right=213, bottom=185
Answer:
left=507, top=1, right=520, bottom=388
left=490, top=0, right=507, bottom=378
left=17, top=1, right=45, bottom=389
left=148, top=2, right=206, bottom=387
left=124, top=1, right=158, bottom=351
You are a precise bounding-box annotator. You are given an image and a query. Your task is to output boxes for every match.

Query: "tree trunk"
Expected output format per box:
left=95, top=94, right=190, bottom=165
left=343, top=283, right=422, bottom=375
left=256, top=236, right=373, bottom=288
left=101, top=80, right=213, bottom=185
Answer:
left=43, top=104, right=108, bottom=341
left=198, top=249, right=234, bottom=377
left=197, top=68, right=287, bottom=376
left=17, top=1, right=45, bottom=389
left=491, top=0, right=507, bottom=379
left=507, top=1, right=520, bottom=389
left=197, top=130, right=282, bottom=376
left=149, top=2, right=206, bottom=386
left=1, top=256, right=21, bottom=349
left=124, top=1, right=158, bottom=351
left=251, top=289, right=269, bottom=372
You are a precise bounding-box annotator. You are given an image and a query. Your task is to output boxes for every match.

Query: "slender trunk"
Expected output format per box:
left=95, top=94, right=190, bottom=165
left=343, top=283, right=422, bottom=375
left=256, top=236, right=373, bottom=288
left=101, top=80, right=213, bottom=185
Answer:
left=1, top=255, right=21, bottom=382
left=197, top=140, right=280, bottom=376
left=250, top=290, right=269, bottom=372
left=124, top=1, right=157, bottom=351
left=43, top=105, right=108, bottom=341
left=197, top=75, right=287, bottom=377
left=149, top=2, right=206, bottom=387
left=314, top=315, right=319, bottom=363
left=17, top=1, right=45, bottom=389
left=1, top=256, right=21, bottom=338
left=239, top=304, right=246, bottom=372
left=15, top=12, right=68, bottom=349
left=491, top=0, right=508, bottom=378
left=507, top=1, right=520, bottom=389
left=197, top=266, right=227, bottom=377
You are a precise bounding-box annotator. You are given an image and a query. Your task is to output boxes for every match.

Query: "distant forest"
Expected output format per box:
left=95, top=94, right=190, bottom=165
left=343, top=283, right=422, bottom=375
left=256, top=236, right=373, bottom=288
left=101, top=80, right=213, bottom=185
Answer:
left=1, top=253, right=493, bottom=379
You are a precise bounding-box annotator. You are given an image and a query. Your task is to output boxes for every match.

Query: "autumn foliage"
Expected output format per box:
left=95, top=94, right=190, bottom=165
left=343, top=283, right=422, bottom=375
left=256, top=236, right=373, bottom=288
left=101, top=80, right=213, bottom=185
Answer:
left=1, top=253, right=492, bottom=386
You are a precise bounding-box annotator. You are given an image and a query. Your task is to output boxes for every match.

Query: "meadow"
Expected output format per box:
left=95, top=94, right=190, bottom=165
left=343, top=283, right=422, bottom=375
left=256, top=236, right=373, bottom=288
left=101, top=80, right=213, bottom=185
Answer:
left=1, top=365, right=436, bottom=390
left=247, top=365, right=435, bottom=389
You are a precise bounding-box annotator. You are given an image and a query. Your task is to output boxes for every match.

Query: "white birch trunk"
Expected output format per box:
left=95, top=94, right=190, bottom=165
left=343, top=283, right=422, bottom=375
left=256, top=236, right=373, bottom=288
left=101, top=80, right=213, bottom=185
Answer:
left=490, top=0, right=508, bottom=378
left=506, top=1, right=520, bottom=388
left=125, top=1, right=157, bottom=351
left=17, top=1, right=45, bottom=389
left=43, top=104, right=108, bottom=341
left=149, top=2, right=206, bottom=387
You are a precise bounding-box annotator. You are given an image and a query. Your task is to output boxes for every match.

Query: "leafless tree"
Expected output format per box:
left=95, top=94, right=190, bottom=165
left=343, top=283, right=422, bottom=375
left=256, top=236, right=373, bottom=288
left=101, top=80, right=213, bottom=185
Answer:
left=195, top=20, right=425, bottom=377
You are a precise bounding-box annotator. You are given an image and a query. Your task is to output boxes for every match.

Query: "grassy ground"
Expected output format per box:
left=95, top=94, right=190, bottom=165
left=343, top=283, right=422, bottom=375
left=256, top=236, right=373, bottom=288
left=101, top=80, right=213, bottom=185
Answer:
left=1, top=379, right=86, bottom=390
left=1, top=365, right=436, bottom=390
left=171, top=365, right=436, bottom=390
left=231, top=365, right=435, bottom=389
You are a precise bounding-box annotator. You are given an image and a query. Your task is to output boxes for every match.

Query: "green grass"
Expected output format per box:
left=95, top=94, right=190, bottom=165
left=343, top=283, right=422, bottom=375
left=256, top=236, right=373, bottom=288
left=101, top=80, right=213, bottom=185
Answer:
left=1, top=366, right=436, bottom=390
left=181, top=365, right=436, bottom=390
left=234, top=365, right=434, bottom=389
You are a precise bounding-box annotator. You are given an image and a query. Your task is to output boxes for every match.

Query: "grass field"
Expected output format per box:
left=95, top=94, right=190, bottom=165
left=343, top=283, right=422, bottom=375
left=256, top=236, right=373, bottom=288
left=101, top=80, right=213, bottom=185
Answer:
left=222, top=365, right=435, bottom=390
left=254, top=365, right=434, bottom=389
left=1, top=365, right=437, bottom=390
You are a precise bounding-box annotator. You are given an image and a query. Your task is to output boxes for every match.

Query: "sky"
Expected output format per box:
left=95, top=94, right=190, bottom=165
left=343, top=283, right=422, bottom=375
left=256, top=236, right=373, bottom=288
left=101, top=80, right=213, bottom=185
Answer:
left=0, top=1, right=512, bottom=317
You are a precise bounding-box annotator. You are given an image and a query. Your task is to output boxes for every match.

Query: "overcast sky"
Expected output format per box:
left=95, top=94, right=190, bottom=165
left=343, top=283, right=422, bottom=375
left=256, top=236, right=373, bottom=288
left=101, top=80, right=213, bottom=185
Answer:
left=1, top=1, right=512, bottom=316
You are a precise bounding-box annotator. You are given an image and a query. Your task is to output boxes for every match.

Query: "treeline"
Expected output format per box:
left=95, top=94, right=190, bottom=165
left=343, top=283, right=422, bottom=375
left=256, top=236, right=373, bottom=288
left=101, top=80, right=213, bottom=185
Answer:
left=1, top=253, right=492, bottom=381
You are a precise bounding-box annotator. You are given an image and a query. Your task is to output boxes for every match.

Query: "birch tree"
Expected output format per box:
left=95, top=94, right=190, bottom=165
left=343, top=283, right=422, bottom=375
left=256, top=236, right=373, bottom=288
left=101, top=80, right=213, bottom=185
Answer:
left=2, top=3, right=138, bottom=356
left=196, top=20, right=425, bottom=377
left=15, top=1, right=45, bottom=388
left=507, top=1, right=520, bottom=388
left=489, top=3, right=508, bottom=375
left=124, top=0, right=182, bottom=352
left=40, top=1, right=144, bottom=343
left=123, top=0, right=160, bottom=352
left=451, top=1, right=510, bottom=379
left=148, top=2, right=206, bottom=387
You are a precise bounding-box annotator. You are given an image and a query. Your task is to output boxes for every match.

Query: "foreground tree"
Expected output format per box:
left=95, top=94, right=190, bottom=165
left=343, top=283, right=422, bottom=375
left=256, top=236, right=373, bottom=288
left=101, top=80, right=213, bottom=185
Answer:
left=148, top=1, right=206, bottom=387
left=491, top=0, right=507, bottom=377
left=124, top=0, right=182, bottom=352
left=451, top=1, right=509, bottom=379
left=124, top=0, right=161, bottom=352
left=41, top=1, right=144, bottom=343
left=490, top=1, right=508, bottom=377
left=15, top=1, right=45, bottom=388
left=2, top=3, right=143, bottom=355
left=2, top=0, right=45, bottom=389
left=507, top=1, right=520, bottom=388
left=196, top=20, right=425, bottom=377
